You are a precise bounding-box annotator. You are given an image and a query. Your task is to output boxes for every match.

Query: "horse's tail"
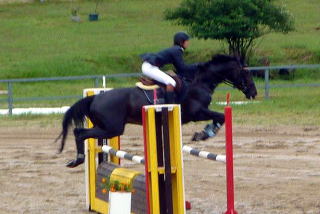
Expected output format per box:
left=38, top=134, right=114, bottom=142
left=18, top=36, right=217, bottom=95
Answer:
left=55, top=95, right=95, bottom=153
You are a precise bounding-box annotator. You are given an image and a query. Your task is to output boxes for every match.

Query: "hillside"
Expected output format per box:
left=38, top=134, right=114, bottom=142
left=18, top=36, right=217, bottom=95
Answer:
left=0, top=0, right=319, bottom=79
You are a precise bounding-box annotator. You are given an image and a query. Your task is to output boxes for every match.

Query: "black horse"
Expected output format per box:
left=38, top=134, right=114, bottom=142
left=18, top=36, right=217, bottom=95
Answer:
left=57, top=54, right=257, bottom=167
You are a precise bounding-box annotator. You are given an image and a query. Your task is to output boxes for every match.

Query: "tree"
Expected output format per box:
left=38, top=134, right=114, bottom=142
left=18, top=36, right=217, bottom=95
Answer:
left=165, top=0, right=294, bottom=62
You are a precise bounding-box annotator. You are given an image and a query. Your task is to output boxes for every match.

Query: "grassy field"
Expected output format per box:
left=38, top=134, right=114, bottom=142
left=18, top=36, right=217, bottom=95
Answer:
left=0, top=82, right=319, bottom=126
left=0, top=0, right=319, bottom=127
left=0, top=0, right=186, bottom=79
left=0, top=0, right=319, bottom=79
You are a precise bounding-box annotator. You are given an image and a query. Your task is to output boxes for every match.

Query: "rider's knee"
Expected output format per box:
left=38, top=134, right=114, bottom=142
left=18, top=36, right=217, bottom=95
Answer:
left=166, top=84, right=175, bottom=92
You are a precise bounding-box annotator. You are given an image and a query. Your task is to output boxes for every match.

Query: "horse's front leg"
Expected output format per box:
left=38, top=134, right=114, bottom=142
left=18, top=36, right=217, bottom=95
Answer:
left=191, top=108, right=225, bottom=141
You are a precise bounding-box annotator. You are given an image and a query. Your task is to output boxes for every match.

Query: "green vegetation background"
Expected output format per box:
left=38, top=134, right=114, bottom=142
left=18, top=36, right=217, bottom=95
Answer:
left=0, top=0, right=319, bottom=126
left=1, top=0, right=319, bottom=79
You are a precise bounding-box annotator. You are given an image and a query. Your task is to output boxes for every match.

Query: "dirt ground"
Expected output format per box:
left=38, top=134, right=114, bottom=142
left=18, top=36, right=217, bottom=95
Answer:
left=0, top=123, right=320, bottom=214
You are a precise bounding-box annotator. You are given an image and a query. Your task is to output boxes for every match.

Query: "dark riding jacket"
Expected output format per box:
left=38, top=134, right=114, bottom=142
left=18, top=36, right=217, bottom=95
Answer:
left=141, top=45, right=198, bottom=81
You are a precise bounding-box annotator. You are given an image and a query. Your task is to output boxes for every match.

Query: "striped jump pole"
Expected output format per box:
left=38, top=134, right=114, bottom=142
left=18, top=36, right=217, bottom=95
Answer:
left=182, top=146, right=226, bottom=163
left=224, top=93, right=238, bottom=214
left=102, top=145, right=225, bottom=165
left=101, top=145, right=145, bottom=165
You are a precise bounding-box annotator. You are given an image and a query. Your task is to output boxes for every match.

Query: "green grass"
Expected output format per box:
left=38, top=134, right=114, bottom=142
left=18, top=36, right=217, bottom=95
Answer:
left=0, top=0, right=319, bottom=127
left=0, top=0, right=319, bottom=80
left=0, top=85, right=319, bottom=127
left=211, top=84, right=320, bottom=126
left=0, top=113, right=63, bottom=128
left=251, top=0, right=320, bottom=65
left=0, top=0, right=197, bottom=78
left=0, top=79, right=319, bottom=126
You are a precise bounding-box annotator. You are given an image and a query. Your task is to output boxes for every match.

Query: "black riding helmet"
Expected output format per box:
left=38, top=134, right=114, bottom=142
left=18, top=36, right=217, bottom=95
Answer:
left=173, top=32, right=190, bottom=46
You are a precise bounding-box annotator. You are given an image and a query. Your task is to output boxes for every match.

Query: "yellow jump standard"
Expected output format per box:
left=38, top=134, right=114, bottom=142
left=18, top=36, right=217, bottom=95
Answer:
left=84, top=88, right=186, bottom=214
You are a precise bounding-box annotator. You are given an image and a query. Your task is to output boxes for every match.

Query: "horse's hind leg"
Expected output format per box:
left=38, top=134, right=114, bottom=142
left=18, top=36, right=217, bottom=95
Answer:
left=66, top=126, right=123, bottom=168
left=65, top=128, right=86, bottom=168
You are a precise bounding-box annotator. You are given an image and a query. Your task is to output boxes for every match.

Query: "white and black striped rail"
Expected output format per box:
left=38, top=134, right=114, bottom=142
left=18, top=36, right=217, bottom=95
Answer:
left=182, top=145, right=226, bottom=163
left=101, top=145, right=145, bottom=165
left=101, top=145, right=225, bottom=164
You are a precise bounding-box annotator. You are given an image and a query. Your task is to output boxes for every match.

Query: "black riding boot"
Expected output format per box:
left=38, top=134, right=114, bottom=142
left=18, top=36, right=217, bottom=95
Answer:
left=165, top=91, right=175, bottom=104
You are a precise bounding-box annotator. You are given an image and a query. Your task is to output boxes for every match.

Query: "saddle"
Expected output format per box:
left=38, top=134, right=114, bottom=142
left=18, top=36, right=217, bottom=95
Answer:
left=135, top=73, right=183, bottom=93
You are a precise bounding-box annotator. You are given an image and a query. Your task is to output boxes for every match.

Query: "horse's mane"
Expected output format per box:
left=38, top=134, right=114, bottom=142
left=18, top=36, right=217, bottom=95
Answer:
left=194, top=54, right=240, bottom=82
left=210, top=54, right=237, bottom=64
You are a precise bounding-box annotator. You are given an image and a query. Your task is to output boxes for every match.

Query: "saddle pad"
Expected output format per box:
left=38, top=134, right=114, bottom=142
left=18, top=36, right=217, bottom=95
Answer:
left=135, top=82, right=159, bottom=90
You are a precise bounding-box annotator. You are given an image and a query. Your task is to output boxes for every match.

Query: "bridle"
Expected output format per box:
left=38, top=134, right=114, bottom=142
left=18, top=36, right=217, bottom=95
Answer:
left=192, top=57, right=251, bottom=95
left=234, top=68, right=250, bottom=93
left=210, top=64, right=249, bottom=93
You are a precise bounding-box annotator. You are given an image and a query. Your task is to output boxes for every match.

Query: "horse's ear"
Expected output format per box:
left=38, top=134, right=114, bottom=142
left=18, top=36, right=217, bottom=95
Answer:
left=242, top=59, right=248, bottom=67
left=235, top=55, right=247, bottom=67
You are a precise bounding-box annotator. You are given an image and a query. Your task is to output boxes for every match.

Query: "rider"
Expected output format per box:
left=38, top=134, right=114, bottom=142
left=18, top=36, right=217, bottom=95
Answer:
left=140, top=32, right=199, bottom=103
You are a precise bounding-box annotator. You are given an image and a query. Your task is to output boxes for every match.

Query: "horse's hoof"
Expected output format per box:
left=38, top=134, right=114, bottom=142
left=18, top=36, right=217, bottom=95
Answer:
left=191, top=131, right=209, bottom=141
left=66, top=157, right=84, bottom=168
left=192, top=131, right=209, bottom=141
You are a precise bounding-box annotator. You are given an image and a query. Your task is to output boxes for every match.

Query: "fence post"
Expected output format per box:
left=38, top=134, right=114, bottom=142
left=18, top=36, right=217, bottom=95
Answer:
left=102, top=75, right=106, bottom=88
left=7, top=82, right=13, bottom=116
left=94, top=77, right=99, bottom=88
left=264, top=69, right=270, bottom=99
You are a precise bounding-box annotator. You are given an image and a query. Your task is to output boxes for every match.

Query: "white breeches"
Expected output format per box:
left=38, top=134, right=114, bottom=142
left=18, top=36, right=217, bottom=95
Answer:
left=141, top=62, right=176, bottom=87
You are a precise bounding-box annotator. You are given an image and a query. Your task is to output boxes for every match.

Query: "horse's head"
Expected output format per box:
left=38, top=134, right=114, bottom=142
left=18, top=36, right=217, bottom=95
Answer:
left=198, top=54, right=257, bottom=99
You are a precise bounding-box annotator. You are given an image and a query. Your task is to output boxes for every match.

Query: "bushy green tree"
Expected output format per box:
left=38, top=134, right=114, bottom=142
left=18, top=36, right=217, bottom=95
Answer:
left=165, top=0, right=294, bottom=62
